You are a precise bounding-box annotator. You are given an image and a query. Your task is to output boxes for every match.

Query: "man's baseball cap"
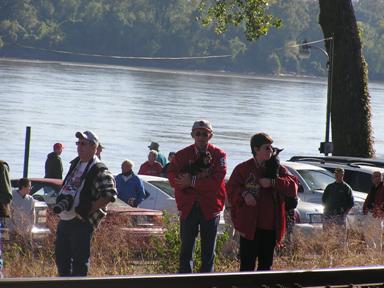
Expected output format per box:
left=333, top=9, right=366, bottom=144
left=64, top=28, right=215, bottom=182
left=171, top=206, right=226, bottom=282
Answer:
left=53, top=143, right=64, bottom=150
left=192, top=120, right=213, bottom=132
left=148, top=141, right=159, bottom=150
left=75, top=130, right=99, bottom=146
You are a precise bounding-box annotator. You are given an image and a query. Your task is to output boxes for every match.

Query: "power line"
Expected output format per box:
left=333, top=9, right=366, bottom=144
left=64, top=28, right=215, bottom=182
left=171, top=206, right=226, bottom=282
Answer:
left=275, top=37, right=333, bottom=52
left=15, top=44, right=231, bottom=60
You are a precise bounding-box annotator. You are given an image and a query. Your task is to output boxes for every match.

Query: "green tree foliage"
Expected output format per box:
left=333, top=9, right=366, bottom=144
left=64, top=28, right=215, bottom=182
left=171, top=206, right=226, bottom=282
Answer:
left=198, top=0, right=281, bottom=41
left=354, top=1, right=384, bottom=80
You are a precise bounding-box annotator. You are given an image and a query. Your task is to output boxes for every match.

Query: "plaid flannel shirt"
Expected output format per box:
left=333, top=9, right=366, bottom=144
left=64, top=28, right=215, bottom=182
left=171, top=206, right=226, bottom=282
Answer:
left=86, top=169, right=117, bottom=228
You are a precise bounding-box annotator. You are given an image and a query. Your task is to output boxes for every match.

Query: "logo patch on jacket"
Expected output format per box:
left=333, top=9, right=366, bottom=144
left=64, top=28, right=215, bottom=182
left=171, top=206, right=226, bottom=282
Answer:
left=219, top=157, right=226, bottom=167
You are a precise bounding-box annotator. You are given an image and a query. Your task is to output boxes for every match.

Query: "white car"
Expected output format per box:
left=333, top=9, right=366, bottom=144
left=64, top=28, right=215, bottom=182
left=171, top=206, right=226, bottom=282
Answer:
left=138, top=175, right=177, bottom=214
left=283, top=161, right=367, bottom=230
left=292, top=201, right=324, bottom=236
left=283, top=161, right=335, bottom=204
left=138, top=175, right=227, bottom=234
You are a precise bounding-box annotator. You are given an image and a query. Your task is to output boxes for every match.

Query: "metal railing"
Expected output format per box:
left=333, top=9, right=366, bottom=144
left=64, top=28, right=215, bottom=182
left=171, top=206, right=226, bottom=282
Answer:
left=1, top=266, right=384, bottom=288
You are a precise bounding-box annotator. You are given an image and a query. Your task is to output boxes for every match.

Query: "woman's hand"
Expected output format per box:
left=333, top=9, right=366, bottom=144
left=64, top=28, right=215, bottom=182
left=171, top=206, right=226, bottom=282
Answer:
left=243, top=192, right=257, bottom=206
left=259, top=178, right=272, bottom=188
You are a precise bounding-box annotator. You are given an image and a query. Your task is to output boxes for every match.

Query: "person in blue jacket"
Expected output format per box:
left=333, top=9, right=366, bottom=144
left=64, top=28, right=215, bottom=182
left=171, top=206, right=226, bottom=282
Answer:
left=115, top=160, right=146, bottom=207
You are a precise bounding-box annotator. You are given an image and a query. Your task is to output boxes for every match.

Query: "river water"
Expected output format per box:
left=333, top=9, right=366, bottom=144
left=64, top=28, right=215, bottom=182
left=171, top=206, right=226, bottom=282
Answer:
left=0, top=58, right=383, bottom=178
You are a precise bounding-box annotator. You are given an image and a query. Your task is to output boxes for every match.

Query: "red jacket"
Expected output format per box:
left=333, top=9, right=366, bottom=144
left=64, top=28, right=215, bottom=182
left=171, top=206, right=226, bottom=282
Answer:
left=227, top=158, right=298, bottom=243
left=138, top=161, right=163, bottom=177
left=168, top=143, right=227, bottom=220
left=363, top=182, right=384, bottom=217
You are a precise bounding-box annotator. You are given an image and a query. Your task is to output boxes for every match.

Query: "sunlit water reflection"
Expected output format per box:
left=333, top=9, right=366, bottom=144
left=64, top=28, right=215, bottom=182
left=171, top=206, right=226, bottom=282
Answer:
left=1, top=59, right=383, bottom=178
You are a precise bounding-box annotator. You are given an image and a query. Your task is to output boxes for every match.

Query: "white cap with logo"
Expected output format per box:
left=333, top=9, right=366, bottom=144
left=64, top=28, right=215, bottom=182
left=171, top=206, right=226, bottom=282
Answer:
left=75, top=130, right=100, bottom=146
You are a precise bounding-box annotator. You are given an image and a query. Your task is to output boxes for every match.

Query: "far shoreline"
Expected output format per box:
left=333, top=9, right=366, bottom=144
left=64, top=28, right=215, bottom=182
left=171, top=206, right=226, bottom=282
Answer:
left=7, top=55, right=384, bottom=86
left=0, top=56, right=329, bottom=86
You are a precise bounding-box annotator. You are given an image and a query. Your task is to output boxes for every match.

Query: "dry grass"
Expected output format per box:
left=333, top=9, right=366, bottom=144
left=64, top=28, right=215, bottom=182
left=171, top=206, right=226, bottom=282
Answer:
left=3, top=220, right=384, bottom=277
left=3, top=234, right=57, bottom=277
left=274, top=227, right=384, bottom=270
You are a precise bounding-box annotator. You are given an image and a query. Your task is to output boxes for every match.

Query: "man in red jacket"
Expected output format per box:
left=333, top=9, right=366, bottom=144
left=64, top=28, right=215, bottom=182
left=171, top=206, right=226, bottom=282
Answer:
left=227, top=132, right=297, bottom=271
left=168, top=119, right=226, bottom=273
left=362, top=171, right=384, bottom=251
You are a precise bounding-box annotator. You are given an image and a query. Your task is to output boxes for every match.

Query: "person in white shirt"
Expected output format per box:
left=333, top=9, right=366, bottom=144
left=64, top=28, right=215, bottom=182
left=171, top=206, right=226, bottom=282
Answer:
left=55, top=130, right=117, bottom=277
left=11, top=178, right=35, bottom=237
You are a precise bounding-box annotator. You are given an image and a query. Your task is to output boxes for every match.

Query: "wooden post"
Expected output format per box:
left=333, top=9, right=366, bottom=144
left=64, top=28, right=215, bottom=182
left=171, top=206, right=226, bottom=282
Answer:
left=23, top=126, right=31, bottom=178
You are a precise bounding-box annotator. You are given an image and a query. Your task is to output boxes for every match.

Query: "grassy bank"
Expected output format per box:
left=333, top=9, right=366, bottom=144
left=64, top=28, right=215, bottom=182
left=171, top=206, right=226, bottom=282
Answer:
left=2, top=217, right=384, bottom=277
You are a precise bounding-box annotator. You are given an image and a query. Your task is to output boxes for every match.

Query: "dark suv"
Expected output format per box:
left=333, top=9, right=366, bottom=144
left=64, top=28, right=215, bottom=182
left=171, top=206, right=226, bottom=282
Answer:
left=289, top=156, right=384, bottom=193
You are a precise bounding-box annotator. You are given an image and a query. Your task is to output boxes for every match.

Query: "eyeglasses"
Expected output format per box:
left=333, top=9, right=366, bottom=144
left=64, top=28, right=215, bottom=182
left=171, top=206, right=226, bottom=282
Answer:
left=76, top=141, right=89, bottom=146
left=263, top=145, right=273, bottom=151
left=194, top=131, right=209, bottom=137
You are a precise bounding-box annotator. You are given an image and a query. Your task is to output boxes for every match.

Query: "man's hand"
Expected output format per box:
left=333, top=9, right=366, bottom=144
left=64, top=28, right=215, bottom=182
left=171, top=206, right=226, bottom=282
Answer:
left=175, top=173, right=192, bottom=189
left=197, top=169, right=210, bottom=179
left=373, top=207, right=384, bottom=218
left=259, top=178, right=272, bottom=188
left=89, top=197, right=111, bottom=214
left=243, top=192, right=257, bottom=207
left=127, top=198, right=137, bottom=207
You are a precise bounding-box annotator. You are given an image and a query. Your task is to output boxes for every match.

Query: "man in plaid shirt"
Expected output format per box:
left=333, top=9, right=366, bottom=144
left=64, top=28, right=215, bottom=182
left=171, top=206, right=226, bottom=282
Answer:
left=55, top=130, right=117, bottom=277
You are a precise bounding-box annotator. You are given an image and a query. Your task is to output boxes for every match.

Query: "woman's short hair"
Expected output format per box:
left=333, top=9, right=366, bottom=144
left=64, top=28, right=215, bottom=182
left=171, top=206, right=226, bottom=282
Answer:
left=121, top=159, right=134, bottom=168
left=149, top=150, right=159, bottom=157
left=18, top=178, right=31, bottom=190
left=250, top=133, right=273, bottom=156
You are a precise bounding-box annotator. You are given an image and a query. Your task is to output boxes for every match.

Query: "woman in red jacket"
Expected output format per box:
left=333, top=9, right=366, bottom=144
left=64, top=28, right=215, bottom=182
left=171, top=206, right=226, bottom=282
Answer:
left=227, top=132, right=298, bottom=271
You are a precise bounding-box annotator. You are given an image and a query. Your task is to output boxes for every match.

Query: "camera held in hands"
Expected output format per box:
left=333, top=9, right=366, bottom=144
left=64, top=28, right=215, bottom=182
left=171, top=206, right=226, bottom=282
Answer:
left=53, top=187, right=76, bottom=214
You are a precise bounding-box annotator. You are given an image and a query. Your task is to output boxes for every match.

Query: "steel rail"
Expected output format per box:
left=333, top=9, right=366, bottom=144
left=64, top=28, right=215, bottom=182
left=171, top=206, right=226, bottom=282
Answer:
left=1, top=266, right=384, bottom=288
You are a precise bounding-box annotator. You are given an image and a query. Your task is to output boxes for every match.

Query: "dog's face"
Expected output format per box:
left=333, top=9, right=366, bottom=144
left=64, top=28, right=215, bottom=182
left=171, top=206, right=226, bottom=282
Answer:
left=272, top=147, right=283, bottom=158
left=195, top=151, right=212, bottom=168
left=202, top=151, right=212, bottom=166
left=264, top=147, right=283, bottom=179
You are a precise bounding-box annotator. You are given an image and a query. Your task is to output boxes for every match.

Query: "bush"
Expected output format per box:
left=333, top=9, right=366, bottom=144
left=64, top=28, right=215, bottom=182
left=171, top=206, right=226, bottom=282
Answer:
left=147, top=213, right=233, bottom=273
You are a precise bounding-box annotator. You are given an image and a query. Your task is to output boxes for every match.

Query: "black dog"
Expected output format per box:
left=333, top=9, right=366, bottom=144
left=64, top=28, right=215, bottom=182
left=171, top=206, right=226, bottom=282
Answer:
left=264, top=147, right=283, bottom=179
left=183, top=151, right=212, bottom=176
left=265, top=147, right=298, bottom=210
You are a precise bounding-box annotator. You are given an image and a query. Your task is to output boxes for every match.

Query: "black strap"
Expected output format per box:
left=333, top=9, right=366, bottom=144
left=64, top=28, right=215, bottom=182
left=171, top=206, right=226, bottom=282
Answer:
left=63, top=157, right=93, bottom=186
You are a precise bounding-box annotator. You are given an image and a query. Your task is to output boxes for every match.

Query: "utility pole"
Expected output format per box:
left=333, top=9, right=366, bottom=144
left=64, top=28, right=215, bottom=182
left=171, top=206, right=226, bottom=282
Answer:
left=299, top=37, right=334, bottom=156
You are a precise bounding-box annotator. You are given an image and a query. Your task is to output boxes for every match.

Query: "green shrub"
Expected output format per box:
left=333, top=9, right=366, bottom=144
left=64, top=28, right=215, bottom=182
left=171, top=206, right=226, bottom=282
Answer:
left=147, top=213, right=233, bottom=273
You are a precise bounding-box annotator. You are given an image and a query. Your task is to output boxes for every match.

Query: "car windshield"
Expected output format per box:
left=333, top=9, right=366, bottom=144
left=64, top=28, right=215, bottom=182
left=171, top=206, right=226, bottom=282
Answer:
left=297, top=169, right=335, bottom=190
left=31, top=183, right=58, bottom=197
left=342, top=170, right=372, bottom=193
left=29, top=182, right=60, bottom=205
left=148, top=180, right=175, bottom=198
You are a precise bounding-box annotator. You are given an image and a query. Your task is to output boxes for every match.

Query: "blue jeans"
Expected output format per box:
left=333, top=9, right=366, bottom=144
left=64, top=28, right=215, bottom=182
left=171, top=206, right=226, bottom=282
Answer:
left=179, top=202, right=219, bottom=273
left=55, top=217, right=94, bottom=276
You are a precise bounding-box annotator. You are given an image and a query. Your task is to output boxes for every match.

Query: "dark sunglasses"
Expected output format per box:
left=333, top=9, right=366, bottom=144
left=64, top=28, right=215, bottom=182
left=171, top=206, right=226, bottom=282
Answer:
left=76, top=141, right=89, bottom=146
left=194, top=131, right=209, bottom=137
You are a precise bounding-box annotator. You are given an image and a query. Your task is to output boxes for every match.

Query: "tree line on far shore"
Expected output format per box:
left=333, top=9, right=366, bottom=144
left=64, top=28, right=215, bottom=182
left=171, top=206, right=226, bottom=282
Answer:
left=0, top=0, right=384, bottom=80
